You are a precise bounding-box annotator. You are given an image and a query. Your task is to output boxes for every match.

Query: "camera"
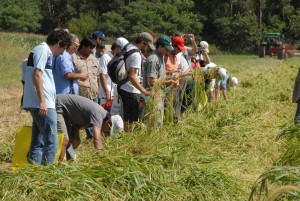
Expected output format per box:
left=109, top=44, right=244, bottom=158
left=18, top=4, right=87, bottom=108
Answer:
left=184, top=34, right=190, bottom=39
left=198, top=46, right=203, bottom=54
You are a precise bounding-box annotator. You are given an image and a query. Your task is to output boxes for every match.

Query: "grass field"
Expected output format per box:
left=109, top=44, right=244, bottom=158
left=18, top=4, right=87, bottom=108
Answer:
left=0, top=32, right=300, bottom=200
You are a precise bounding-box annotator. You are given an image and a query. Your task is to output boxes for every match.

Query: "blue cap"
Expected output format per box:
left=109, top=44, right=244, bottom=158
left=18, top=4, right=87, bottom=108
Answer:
left=92, top=31, right=108, bottom=41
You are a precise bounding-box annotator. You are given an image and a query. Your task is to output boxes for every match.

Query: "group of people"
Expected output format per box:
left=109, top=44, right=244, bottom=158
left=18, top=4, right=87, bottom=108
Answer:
left=21, top=28, right=238, bottom=165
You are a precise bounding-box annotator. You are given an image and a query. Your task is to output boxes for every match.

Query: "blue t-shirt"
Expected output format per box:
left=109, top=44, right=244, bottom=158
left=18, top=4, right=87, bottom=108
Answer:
left=23, top=42, right=56, bottom=109
left=53, top=51, right=79, bottom=95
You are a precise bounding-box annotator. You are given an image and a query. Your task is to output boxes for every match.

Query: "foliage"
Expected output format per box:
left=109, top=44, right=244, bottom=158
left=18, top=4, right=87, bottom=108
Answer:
left=68, top=12, right=99, bottom=39
left=0, top=0, right=42, bottom=32
left=1, top=0, right=300, bottom=52
left=99, top=1, right=203, bottom=39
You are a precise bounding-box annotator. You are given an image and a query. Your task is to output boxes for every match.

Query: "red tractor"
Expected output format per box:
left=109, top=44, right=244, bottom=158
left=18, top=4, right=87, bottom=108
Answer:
left=258, top=33, right=296, bottom=59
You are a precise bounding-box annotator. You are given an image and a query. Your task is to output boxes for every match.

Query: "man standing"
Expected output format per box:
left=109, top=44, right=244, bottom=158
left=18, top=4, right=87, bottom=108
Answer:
left=72, top=36, right=99, bottom=139
left=99, top=43, right=119, bottom=105
left=92, top=30, right=109, bottom=54
left=22, top=29, right=72, bottom=165
left=114, top=37, right=151, bottom=132
left=143, top=35, right=175, bottom=126
left=72, top=36, right=98, bottom=101
left=53, top=33, right=89, bottom=95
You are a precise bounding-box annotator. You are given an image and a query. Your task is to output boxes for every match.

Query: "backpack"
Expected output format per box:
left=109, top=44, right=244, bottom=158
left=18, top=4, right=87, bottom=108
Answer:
left=107, top=43, right=140, bottom=85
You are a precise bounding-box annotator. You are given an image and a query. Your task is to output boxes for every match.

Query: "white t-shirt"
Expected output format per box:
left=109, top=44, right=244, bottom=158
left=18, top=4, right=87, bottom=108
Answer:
left=98, top=51, right=114, bottom=98
left=176, top=47, right=193, bottom=72
left=120, top=44, right=141, bottom=94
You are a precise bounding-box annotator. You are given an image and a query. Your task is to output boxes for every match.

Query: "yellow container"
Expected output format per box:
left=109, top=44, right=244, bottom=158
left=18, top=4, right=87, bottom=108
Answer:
left=12, top=126, right=64, bottom=171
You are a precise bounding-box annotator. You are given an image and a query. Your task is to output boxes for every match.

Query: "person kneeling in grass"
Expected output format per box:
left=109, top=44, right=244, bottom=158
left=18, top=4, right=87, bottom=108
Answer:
left=56, top=94, right=123, bottom=161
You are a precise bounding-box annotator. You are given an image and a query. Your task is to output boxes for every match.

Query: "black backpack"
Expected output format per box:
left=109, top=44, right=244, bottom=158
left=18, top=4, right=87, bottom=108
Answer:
left=107, top=43, right=140, bottom=85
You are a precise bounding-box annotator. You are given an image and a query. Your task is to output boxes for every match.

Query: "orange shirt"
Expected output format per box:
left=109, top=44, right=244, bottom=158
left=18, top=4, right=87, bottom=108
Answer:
left=165, top=54, right=178, bottom=74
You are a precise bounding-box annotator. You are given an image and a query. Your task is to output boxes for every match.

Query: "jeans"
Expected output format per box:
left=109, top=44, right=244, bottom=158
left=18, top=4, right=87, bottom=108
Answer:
left=29, top=108, right=58, bottom=165
left=86, top=97, right=99, bottom=139
left=295, top=101, right=300, bottom=124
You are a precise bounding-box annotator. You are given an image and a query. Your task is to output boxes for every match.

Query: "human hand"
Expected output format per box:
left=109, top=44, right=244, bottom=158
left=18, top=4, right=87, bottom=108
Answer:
left=189, top=34, right=195, bottom=42
left=39, top=101, right=47, bottom=116
left=81, top=73, right=89, bottom=80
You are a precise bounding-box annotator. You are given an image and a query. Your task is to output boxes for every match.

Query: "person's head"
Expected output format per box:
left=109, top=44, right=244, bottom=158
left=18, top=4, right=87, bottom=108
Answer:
left=171, top=36, right=186, bottom=55
left=96, top=44, right=106, bottom=58
left=135, top=32, right=155, bottom=52
left=156, top=35, right=174, bottom=55
left=67, top=33, right=80, bottom=54
left=78, top=36, right=96, bottom=58
left=110, top=42, right=119, bottom=55
left=92, top=31, right=108, bottom=45
left=199, top=41, right=209, bottom=53
left=115, top=37, right=129, bottom=49
left=46, top=29, right=72, bottom=56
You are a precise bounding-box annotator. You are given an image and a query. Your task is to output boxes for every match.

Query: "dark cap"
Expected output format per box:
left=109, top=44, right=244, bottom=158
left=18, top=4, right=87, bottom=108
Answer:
left=156, top=35, right=174, bottom=51
left=92, top=31, right=108, bottom=41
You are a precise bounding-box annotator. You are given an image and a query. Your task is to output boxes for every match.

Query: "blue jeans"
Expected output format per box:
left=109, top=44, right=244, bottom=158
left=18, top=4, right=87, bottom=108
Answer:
left=86, top=97, right=99, bottom=139
left=29, top=108, right=58, bottom=165
left=295, top=101, right=300, bottom=124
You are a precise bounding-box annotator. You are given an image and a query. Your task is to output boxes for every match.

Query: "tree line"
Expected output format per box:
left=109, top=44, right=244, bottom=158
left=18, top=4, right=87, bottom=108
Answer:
left=1, top=0, right=300, bottom=53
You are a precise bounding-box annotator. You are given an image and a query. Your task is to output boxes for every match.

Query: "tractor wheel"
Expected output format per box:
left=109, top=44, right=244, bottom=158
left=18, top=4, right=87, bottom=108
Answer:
left=277, top=45, right=286, bottom=60
left=259, top=46, right=265, bottom=58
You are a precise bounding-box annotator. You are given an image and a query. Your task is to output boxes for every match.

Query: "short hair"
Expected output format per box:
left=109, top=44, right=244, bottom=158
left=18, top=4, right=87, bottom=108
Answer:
left=135, top=36, right=143, bottom=44
left=111, top=42, right=118, bottom=51
left=69, top=33, right=78, bottom=43
left=46, top=29, right=72, bottom=48
left=78, top=36, right=96, bottom=50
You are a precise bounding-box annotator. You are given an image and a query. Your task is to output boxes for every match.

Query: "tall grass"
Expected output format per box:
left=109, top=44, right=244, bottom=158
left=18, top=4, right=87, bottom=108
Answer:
left=1, top=33, right=300, bottom=200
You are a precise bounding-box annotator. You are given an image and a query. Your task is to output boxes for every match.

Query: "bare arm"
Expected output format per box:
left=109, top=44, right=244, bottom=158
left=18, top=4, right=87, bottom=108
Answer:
left=203, top=52, right=211, bottom=65
left=99, top=74, right=111, bottom=100
left=64, top=72, right=88, bottom=80
left=33, top=69, right=47, bottom=116
left=128, top=68, right=150, bottom=96
left=92, top=124, right=103, bottom=149
left=189, top=34, right=198, bottom=55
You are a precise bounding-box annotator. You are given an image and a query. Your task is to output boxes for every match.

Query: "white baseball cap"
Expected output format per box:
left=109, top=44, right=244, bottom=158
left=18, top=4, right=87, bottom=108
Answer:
left=200, top=41, right=209, bottom=53
left=116, top=37, right=129, bottom=49
left=231, top=77, right=238, bottom=88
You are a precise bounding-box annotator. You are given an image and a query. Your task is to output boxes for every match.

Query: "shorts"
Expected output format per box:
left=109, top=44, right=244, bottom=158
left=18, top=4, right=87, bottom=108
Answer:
left=117, top=88, right=140, bottom=122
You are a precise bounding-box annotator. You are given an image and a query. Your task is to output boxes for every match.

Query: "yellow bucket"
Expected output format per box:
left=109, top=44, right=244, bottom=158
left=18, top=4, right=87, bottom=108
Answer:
left=12, top=126, right=64, bottom=171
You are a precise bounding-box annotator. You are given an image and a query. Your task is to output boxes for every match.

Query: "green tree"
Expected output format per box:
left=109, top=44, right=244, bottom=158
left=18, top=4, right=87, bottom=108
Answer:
left=99, top=1, right=203, bottom=40
left=0, top=0, right=42, bottom=32
left=213, top=13, right=260, bottom=53
left=68, top=12, right=99, bottom=39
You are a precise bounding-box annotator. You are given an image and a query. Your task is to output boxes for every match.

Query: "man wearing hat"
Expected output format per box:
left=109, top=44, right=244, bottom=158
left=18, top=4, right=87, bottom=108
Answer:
left=172, top=35, right=197, bottom=113
left=134, top=32, right=156, bottom=118
left=92, top=30, right=109, bottom=46
left=92, top=30, right=110, bottom=55
left=114, top=37, right=151, bottom=132
left=143, top=35, right=177, bottom=126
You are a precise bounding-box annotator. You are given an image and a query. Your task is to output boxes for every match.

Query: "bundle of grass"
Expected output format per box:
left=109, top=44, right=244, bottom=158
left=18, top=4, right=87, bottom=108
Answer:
left=249, top=166, right=300, bottom=200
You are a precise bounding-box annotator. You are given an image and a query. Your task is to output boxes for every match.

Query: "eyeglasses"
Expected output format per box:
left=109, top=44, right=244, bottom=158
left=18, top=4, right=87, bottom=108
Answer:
left=73, top=42, right=80, bottom=47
